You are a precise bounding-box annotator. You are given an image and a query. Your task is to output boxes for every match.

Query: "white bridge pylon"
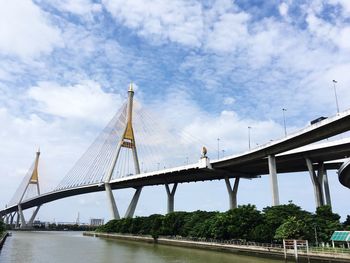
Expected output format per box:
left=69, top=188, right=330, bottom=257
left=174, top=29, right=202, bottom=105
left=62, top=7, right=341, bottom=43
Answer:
left=104, top=83, right=142, bottom=219
left=8, top=150, right=41, bottom=228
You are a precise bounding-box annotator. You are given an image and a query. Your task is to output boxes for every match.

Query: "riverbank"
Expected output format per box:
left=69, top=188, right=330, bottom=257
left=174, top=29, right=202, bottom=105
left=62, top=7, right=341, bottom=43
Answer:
left=0, top=232, right=9, bottom=250
left=84, top=232, right=350, bottom=262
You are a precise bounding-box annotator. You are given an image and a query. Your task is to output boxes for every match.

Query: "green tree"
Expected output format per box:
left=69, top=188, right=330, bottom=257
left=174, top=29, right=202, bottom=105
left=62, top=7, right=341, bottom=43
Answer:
left=314, top=205, right=341, bottom=242
left=186, top=211, right=218, bottom=238
left=209, top=213, right=231, bottom=239
left=343, top=215, right=350, bottom=230
left=274, top=216, right=312, bottom=240
left=226, top=205, right=263, bottom=240
left=181, top=211, right=217, bottom=237
left=162, top=212, right=188, bottom=236
left=129, top=216, right=144, bottom=234
left=0, top=219, right=5, bottom=235
left=261, top=203, right=312, bottom=242
left=150, top=214, right=163, bottom=239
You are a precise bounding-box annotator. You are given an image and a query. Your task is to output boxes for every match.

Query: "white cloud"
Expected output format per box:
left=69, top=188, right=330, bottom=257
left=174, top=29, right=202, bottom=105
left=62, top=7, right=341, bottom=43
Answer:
left=0, top=0, right=62, bottom=59
left=150, top=91, right=285, bottom=157
left=329, top=0, right=350, bottom=16
left=205, top=12, right=250, bottom=53
left=46, top=0, right=102, bottom=16
left=27, top=80, right=122, bottom=124
left=223, top=97, right=235, bottom=105
left=306, top=9, right=350, bottom=50
left=102, top=0, right=204, bottom=47
left=279, top=2, right=289, bottom=17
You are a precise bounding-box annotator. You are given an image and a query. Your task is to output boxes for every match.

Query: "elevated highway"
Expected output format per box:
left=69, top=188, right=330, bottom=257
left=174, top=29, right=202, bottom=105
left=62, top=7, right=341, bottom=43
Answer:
left=2, top=106, right=350, bottom=222
left=2, top=137, right=350, bottom=216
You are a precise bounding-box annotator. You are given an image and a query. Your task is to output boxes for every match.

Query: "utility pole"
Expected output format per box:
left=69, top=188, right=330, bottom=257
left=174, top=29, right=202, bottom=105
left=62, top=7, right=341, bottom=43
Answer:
left=332, top=80, right=340, bottom=114
left=282, top=108, right=287, bottom=137
left=248, top=126, right=252, bottom=150
left=217, top=138, right=220, bottom=159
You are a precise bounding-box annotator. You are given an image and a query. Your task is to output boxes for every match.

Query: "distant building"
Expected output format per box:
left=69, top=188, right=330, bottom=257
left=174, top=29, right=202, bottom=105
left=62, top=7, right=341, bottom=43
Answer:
left=90, top=218, right=104, bottom=226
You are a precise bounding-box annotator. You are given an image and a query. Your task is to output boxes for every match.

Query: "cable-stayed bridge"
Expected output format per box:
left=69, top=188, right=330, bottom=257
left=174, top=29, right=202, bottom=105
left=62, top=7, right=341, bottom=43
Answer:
left=1, top=84, right=350, bottom=228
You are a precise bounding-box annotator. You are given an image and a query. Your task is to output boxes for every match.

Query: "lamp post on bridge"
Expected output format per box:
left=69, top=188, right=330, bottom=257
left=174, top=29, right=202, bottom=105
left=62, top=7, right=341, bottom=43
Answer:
left=248, top=126, right=252, bottom=150
left=332, top=80, right=340, bottom=114
left=217, top=138, right=220, bottom=159
left=282, top=108, right=287, bottom=137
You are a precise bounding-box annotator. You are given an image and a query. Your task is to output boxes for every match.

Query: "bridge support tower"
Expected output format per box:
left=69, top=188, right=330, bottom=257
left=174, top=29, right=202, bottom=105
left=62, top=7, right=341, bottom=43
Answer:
left=225, top=177, right=240, bottom=209
left=306, top=159, right=332, bottom=208
left=165, top=183, right=178, bottom=213
left=14, top=150, right=42, bottom=229
left=268, top=154, right=280, bottom=206
left=104, top=83, right=142, bottom=220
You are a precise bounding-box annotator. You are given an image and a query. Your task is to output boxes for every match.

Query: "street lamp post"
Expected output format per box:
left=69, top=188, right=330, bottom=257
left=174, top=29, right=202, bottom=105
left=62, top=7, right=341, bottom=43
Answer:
left=332, top=80, right=340, bottom=114
left=217, top=138, right=220, bottom=159
left=282, top=108, right=287, bottom=137
left=248, top=126, right=252, bottom=150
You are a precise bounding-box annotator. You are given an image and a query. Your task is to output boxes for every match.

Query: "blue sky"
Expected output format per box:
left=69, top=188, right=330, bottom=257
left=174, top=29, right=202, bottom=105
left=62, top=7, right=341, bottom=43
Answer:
left=0, top=0, right=349, bottom=223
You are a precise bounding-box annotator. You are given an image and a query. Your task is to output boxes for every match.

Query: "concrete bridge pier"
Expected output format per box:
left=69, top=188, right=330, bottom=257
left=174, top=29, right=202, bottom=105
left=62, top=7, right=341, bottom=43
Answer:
left=165, top=183, right=178, bottom=213
left=225, top=177, right=240, bottom=209
left=268, top=155, right=280, bottom=206
left=306, top=158, right=324, bottom=207
left=306, top=159, right=331, bottom=208
left=323, top=169, right=332, bottom=207
left=105, top=183, right=120, bottom=220
left=5, top=214, right=9, bottom=224
left=18, top=204, right=27, bottom=229
left=15, top=211, right=20, bottom=228
left=10, top=212, right=15, bottom=227
left=125, top=187, right=142, bottom=218
left=27, top=206, right=41, bottom=228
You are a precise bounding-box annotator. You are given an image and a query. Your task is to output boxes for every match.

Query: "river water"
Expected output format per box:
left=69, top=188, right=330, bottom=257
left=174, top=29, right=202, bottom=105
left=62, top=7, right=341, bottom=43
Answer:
left=0, top=231, right=329, bottom=263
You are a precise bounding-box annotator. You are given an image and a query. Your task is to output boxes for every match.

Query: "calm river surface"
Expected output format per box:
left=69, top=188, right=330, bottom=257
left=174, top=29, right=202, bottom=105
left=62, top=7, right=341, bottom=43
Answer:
left=0, top=231, right=327, bottom=263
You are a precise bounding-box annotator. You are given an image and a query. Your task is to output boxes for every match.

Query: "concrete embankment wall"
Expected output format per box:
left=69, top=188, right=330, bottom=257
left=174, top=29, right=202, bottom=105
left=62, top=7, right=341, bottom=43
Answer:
left=83, top=232, right=350, bottom=263
left=0, top=232, right=9, bottom=250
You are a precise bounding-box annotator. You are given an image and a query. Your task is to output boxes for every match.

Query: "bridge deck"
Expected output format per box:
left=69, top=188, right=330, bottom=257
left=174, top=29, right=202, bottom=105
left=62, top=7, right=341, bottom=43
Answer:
left=1, top=138, right=349, bottom=215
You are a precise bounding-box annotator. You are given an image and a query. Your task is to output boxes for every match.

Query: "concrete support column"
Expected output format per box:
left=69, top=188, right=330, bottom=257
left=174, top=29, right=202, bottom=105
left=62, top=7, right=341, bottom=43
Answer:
left=27, top=206, right=41, bottom=228
left=5, top=214, right=9, bottom=224
left=323, top=170, right=332, bottom=208
left=268, top=155, right=280, bottom=206
left=125, top=187, right=142, bottom=218
left=165, top=183, right=178, bottom=213
left=225, top=177, right=240, bottom=209
left=18, top=205, right=26, bottom=229
left=305, top=158, right=324, bottom=208
left=317, top=163, right=325, bottom=205
left=10, top=212, right=15, bottom=226
left=15, top=212, right=20, bottom=228
left=105, top=183, right=120, bottom=220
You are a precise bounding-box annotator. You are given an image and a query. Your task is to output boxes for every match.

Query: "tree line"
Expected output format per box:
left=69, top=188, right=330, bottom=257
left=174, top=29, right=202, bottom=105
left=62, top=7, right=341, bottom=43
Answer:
left=97, top=204, right=350, bottom=244
left=0, top=220, right=5, bottom=237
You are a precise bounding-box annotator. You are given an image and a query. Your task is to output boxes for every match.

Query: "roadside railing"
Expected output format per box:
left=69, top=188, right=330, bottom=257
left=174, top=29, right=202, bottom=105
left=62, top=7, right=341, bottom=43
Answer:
left=164, top=235, right=350, bottom=257
left=99, top=232, right=350, bottom=258
left=164, top=235, right=283, bottom=249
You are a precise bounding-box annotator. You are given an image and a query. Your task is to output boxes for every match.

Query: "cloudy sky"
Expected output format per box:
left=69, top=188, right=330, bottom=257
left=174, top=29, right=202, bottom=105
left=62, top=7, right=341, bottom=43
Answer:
left=0, top=0, right=349, bottom=223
